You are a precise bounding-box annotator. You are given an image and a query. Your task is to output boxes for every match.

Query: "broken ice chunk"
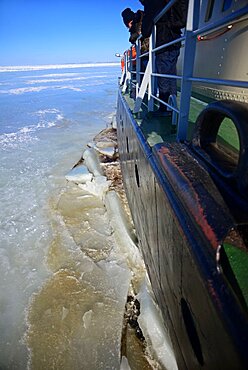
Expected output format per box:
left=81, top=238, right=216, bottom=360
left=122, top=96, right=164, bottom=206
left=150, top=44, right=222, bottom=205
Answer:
left=61, top=306, right=69, bottom=321
left=95, top=146, right=116, bottom=158
left=120, top=356, right=131, bottom=370
left=83, top=148, right=103, bottom=177
left=137, top=281, right=178, bottom=370
left=105, top=191, right=144, bottom=271
left=87, top=142, right=116, bottom=158
left=65, top=164, right=93, bottom=184
left=112, top=114, right=117, bottom=129
left=95, top=141, right=116, bottom=149
left=78, top=176, right=111, bottom=200
left=83, top=309, right=93, bottom=329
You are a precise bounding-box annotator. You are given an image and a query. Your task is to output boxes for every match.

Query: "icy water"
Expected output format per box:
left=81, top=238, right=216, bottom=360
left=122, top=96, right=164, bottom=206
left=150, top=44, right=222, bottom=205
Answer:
left=0, top=63, right=123, bottom=368
left=0, top=64, right=177, bottom=370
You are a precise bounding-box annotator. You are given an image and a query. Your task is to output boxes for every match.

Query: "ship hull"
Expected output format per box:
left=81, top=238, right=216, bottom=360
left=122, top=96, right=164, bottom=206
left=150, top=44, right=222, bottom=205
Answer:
left=116, top=89, right=248, bottom=369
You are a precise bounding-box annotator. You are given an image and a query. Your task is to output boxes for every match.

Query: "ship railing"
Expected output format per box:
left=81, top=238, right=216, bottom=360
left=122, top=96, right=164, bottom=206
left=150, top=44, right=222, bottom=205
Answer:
left=121, top=0, right=248, bottom=142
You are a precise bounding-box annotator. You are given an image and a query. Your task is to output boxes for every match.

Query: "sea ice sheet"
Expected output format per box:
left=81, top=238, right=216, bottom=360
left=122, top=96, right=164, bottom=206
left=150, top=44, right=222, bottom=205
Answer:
left=26, top=180, right=132, bottom=369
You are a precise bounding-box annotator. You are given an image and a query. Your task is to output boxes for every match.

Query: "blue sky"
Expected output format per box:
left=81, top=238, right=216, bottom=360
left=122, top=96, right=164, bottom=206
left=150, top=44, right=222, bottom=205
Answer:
left=0, top=0, right=142, bottom=66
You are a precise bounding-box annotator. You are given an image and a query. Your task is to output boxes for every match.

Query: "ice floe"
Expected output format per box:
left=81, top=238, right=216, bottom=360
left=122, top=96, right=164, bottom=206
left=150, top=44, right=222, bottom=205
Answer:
left=65, top=164, right=93, bottom=184
left=138, top=281, right=179, bottom=370
left=87, top=141, right=116, bottom=158
left=120, top=356, right=132, bottom=370
left=82, top=147, right=103, bottom=176
left=78, top=175, right=111, bottom=199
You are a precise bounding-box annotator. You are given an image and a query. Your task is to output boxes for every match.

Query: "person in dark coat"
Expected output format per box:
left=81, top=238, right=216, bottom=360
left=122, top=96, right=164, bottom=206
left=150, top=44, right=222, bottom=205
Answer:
left=121, top=8, right=149, bottom=55
left=139, top=0, right=188, bottom=115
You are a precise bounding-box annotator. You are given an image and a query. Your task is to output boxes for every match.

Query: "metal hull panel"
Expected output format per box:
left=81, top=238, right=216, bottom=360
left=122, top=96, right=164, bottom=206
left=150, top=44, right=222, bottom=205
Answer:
left=116, top=90, right=248, bottom=369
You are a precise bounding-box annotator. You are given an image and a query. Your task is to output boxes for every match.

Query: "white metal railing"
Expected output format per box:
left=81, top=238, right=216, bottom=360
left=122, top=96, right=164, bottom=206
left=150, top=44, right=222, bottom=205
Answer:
left=120, top=0, right=248, bottom=142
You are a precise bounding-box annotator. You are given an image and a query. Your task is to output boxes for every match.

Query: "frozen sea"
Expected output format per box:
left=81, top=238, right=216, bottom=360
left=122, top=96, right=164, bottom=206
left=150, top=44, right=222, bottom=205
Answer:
left=0, top=63, right=177, bottom=370
left=0, top=63, right=123, bottom=368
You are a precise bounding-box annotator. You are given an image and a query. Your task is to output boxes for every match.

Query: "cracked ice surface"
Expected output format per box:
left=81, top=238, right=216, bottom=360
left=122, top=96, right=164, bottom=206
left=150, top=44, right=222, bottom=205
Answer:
left=27, top=264, right=131, bottom=369
left=25, top=181, right=133, bottom=369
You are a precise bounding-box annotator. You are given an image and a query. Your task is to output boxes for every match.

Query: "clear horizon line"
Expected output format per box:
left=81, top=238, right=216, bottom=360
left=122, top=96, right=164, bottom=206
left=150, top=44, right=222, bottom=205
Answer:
left=0, top=62, right=120, bottom=72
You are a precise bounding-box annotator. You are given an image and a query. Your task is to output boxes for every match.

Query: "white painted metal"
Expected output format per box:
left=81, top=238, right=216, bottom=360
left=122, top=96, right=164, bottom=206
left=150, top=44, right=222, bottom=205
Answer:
left=133, top=60, right=151, bottom=113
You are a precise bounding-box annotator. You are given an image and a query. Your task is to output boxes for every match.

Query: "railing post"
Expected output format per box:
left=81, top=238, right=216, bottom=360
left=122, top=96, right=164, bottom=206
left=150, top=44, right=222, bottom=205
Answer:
left=177, top=0, right=200, bottom=141
left=122, top=51, right=131, bottom=93
left=148, top=27, right=156, bottom=111
left=133, top=60, right=151, bottom=113
left=120, top=53, right=126, bottom=86
left=129, top=46, right=133, bottom=97
left=136, top=40, right=141, bottom=96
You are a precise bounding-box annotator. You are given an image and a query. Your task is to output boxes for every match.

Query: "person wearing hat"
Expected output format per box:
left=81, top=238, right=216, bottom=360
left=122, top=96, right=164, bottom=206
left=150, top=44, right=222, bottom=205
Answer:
left=121, top=8, right=135, bottom=29
left=121, top=8, right=149, bottom=54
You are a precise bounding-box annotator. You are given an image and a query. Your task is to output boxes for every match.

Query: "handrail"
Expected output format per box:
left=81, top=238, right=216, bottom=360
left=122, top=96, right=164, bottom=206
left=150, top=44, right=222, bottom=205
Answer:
left=154, top=0, right=177, bottom=24
left=120, top=0, right=248, bottom=142
left=152, top=36, right=185, bottom=54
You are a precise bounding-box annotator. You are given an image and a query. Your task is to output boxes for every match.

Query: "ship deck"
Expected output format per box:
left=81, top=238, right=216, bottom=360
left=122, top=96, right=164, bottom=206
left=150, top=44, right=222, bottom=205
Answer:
left=123, top=92, right=240, bottom=151
left=123, top=92, right=210, bottom=146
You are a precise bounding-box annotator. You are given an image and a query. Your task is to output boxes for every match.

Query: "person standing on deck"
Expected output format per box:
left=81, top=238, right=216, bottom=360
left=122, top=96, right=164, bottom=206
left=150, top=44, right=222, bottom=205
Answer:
left=139, top=0, right=188, bottom=116
left=121, top=8, right=149, bottom=68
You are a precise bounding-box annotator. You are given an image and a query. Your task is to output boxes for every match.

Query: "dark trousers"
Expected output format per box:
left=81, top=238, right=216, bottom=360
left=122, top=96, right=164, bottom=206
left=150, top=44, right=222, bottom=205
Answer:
left=156, top=48, right=180, bottom=98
